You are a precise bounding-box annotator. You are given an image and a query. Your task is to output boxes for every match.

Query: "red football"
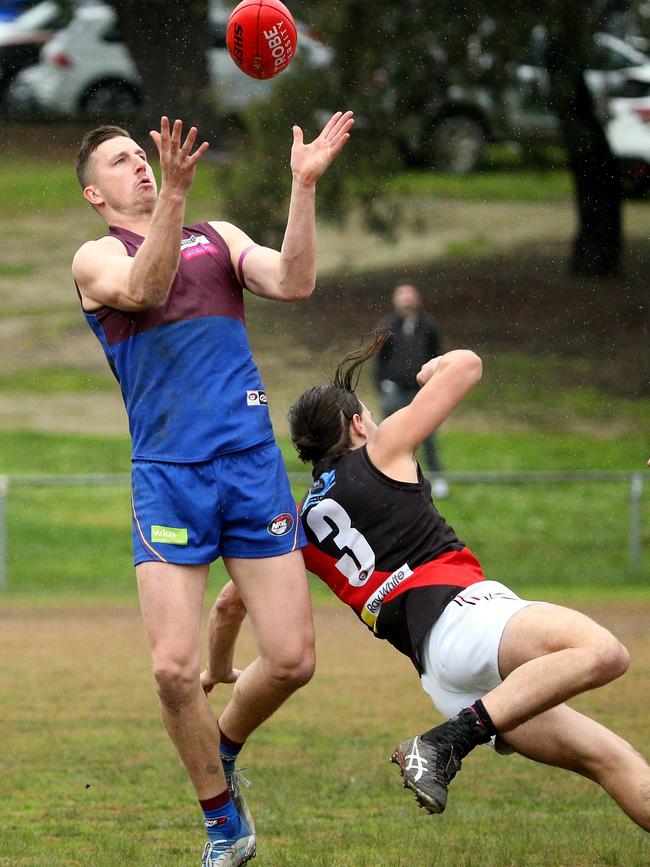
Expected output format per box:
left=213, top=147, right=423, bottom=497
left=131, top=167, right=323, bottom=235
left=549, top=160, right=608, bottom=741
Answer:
left=226, top=0, right=298, bottom=80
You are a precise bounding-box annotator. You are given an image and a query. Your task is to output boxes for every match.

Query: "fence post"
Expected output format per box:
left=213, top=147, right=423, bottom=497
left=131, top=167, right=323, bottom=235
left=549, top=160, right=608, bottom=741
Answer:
left=629, top=473, right=643, bottom=573
left=0, top=475, right=7, bottom=590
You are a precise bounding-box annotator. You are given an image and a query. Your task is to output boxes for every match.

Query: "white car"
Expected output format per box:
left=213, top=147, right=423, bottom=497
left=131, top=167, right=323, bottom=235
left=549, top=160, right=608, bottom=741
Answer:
left=8, top=0, right=331, bottom=118
left=387, top=30, right=650, bottom=174
left=607, top=66, right=650, bottom=195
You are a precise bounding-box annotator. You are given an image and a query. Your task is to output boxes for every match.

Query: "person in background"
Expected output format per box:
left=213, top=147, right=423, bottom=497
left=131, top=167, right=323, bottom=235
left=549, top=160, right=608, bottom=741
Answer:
left=374, top=283, right=448, bottom=498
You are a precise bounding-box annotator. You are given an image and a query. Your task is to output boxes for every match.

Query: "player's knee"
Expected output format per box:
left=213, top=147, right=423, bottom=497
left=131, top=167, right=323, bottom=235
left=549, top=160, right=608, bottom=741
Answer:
left=153, top=658, right=198, bottom=709
left=266, top=642, right=315, bottom=690
left=215, top=584, right=246, bottom=619
left=588, top=636, right=630, bottom=686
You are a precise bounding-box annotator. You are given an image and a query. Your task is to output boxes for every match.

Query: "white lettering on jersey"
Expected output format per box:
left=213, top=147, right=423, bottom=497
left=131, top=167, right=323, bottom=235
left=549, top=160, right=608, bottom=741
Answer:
left=305, top=498, right=375, bottom=586
left=180, top=234, right=210, bottom=251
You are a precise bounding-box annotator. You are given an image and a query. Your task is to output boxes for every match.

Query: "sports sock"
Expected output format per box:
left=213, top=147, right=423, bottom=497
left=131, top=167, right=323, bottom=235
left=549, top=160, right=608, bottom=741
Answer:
left=200, top=790, right=241, bottom=841
left=421, top=704, right=494, bottom=760
left=470, top=699, right=498, bottom=737
left=219, top=726, right=244, bottom=772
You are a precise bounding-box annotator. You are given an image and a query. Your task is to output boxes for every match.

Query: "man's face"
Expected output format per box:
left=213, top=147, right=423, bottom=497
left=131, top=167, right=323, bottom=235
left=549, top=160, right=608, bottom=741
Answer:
left=84, top=135, right=158, bottom=216
left=392, top=284, right=421, bottom=317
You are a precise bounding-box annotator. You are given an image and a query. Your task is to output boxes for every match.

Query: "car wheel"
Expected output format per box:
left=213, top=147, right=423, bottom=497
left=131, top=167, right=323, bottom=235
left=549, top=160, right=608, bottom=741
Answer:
left=81, top=82, right=140, bottom=118
left=428, top=115, right=486, bottom=174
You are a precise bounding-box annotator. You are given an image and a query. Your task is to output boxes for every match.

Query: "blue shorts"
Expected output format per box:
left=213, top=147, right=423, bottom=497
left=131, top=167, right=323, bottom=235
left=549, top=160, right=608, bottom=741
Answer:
left=131, top=442, right=306, bottom=565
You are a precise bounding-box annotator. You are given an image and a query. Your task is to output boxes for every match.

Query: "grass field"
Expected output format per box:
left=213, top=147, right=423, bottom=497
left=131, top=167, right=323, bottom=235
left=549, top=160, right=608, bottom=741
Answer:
left=0, top=142, right=648, bottom=864
left=0, top=427, right=648, bottom=600
left=2, top=599, right=650, bottom=866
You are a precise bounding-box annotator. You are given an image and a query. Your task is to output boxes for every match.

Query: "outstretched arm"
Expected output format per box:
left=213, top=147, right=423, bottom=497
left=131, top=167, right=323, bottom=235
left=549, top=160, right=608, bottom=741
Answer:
left=368, top=350, right=482, bottom=477
left=200, top=581, right=248, bottom=695
left=214, top=110, right=354, bottom=301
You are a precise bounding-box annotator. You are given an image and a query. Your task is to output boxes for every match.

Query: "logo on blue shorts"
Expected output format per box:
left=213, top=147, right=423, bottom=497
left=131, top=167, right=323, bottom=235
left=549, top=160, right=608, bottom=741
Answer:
left=267, top=513, right=294, bottom=536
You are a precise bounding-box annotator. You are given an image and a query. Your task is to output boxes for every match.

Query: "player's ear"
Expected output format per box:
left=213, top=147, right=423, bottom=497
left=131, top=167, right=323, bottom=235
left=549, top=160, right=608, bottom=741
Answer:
left=83, top=185, right=103, bottom=207
left=350, top=413, right=366, bottom=438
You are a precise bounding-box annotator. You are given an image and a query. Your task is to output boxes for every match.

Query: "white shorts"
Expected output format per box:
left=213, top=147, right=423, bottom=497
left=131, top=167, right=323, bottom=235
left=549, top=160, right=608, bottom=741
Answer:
left=420, top=580, right=538, bottom=734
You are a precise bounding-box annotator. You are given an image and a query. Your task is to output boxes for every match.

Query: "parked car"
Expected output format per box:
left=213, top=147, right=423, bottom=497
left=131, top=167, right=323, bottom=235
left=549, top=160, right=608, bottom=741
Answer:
left=8, top=0, right=331, bottom=119
left=0, top=0, right=40, bottom=23
left=0, top=0, right=65, bottom=111
left=607, top=66, right=650, bottom=196
left=390, top=31, right=650, bottom=175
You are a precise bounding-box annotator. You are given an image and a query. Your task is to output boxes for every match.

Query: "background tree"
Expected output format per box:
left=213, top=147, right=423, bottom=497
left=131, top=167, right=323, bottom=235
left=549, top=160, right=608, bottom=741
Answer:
left=221, top=0, right=636, bottom=277
left=107, top=0, right=220, bottom=140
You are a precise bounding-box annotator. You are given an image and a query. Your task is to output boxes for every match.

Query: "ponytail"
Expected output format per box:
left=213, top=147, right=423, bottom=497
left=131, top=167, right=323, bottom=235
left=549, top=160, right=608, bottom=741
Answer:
left=289, top=329, right=390, bottom=464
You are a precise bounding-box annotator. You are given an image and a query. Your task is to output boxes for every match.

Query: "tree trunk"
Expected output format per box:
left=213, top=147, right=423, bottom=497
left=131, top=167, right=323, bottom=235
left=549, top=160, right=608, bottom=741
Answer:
left=109, top=0, right=221, bottom=144
left=545, top=13, right=623, bottom=278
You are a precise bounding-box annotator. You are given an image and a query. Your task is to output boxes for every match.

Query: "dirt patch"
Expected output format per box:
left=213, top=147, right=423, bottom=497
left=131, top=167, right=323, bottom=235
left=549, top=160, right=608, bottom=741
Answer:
left=264, top=235, right=649, bottom=398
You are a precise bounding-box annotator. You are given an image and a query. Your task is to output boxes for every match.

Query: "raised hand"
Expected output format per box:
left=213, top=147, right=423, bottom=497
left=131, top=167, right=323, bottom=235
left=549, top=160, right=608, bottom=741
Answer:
left=200, top=665, right=242, bottom=695
left=290, top=110, right=354, bottom=187
left=150, top=117, right=209, bottom=196
left=417, top=357, right=443, bottom=388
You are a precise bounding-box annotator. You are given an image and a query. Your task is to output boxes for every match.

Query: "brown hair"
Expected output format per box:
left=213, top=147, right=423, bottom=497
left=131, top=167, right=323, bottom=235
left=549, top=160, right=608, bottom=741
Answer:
left=75, top=125, right=131, bottom=188
left=288, top=329, right=390, bottom=464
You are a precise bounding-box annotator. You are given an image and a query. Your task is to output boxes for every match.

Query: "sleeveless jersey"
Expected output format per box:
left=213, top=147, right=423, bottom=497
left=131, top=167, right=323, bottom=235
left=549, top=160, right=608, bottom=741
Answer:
left=78, top=222, right=275, bottom=462
left=300, top=446, right=485, bottom=671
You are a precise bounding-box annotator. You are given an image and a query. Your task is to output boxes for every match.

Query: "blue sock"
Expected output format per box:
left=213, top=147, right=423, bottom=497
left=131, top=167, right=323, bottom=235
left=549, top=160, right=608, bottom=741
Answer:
left=220, top=735, right=242, bottom=774
left=201, top=793, right=241, bottom=841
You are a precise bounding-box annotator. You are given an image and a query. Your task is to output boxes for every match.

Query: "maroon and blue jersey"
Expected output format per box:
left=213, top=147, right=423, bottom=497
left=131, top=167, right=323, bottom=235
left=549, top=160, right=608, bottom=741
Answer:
left=78, top=222, right=275, bottom=462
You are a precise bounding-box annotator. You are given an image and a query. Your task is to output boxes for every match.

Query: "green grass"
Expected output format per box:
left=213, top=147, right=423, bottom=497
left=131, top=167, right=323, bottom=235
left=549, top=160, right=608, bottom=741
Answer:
left=0, top=143, right=574, bottom=218
left=442, top=235, right=493, bottom=259
left=383, top=142, right=573, bottom=201
left=0, top=262, right=37, bottom=278
left=2, top=598, right=650, bottom=866
left=0, top=430, right=131, bottom=475
left=0, top=158, right=221, bottom=215
left=0, top=366, right=114, bottom=393
left=0, top=429, right=647, bottom=599
left=386, top=167, right=572, bottom=201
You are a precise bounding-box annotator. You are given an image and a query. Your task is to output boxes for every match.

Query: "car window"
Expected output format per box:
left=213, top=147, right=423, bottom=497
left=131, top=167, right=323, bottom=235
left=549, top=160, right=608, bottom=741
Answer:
left=591, top=43, right=636, bottom=70
left=12, top=0, right=65, bottom=31
left=102, top=20, right=122, bottom=43
left=592, top=35, right=650, bottom=70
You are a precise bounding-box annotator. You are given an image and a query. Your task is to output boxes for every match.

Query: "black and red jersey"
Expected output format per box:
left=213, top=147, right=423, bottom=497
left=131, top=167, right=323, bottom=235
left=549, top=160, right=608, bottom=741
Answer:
left=300, top=446, right=485, bottom=671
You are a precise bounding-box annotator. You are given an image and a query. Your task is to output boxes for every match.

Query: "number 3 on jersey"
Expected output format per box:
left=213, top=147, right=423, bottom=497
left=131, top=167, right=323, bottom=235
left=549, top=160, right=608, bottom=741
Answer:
left=305, top=498, right=375, bottom=586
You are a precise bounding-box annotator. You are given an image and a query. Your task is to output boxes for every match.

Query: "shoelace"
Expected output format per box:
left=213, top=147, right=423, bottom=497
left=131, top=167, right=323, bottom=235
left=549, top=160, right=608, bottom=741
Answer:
left=203, top=838, right=233, bottom=857
left=231, top=768, right=252, bottom=790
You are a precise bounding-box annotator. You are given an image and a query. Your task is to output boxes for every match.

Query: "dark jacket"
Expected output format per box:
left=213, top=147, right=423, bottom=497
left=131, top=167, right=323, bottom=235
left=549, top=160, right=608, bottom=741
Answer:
left=374, top=312, right=441, bottom=389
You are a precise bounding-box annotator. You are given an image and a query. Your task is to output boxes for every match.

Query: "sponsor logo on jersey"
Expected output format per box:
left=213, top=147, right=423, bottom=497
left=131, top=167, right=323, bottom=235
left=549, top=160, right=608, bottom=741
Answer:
left=267, top=513, right=294, bottom=536
left=301, top=469, right=337, bottom=512
left=246, top=390, right=268, bottom=406
left=180, top=233, right=218, bottom=260
left=360, top=563, right=413, bottom=630
left=151, top=525, right=188, bottom=546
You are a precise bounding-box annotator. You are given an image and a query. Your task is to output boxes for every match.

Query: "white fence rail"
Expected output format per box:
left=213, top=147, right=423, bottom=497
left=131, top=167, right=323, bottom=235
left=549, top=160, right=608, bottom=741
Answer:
left=0, top=470, right=645, bottom=590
